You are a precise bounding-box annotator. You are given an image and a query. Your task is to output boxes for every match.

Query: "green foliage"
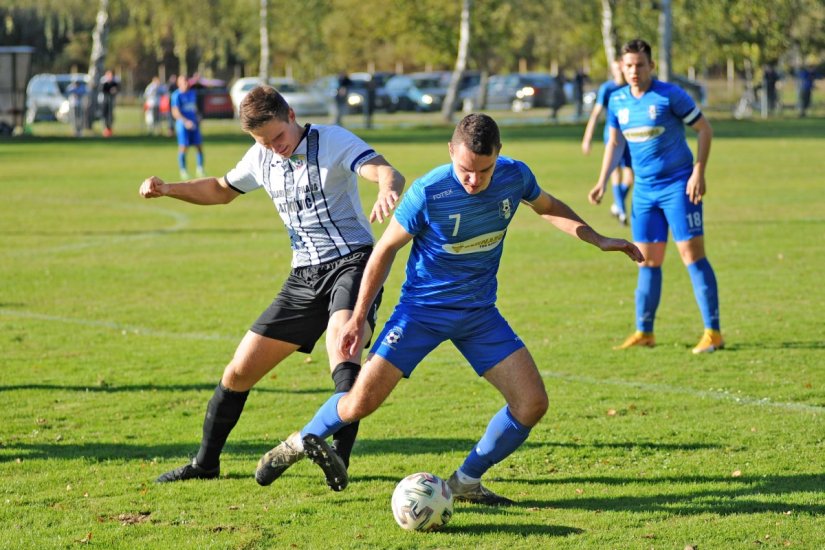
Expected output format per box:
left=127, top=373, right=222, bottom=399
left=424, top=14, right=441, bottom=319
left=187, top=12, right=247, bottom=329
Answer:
left=1, top=116, right=824, bottom=547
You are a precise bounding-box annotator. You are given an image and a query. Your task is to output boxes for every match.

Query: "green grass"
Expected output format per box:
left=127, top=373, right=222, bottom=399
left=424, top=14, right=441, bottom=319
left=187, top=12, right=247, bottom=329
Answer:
left=1, top=115, right=824, bottom=549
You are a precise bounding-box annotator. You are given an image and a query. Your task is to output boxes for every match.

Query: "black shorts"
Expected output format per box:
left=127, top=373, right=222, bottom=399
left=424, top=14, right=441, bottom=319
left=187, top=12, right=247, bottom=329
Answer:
left=250, top=246, right=382, bottom=353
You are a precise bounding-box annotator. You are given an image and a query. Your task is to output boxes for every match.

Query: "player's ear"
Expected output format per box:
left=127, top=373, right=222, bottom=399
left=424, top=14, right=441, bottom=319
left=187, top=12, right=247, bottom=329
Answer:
left=448, top=141, right=454, bottom=157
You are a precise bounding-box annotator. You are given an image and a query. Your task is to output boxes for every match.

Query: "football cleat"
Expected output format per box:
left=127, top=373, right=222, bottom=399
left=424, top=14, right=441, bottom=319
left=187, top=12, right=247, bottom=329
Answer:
left=610, top=203, right=628, bottom=226
left=155, top=458, right=219, bottom=483
left=614, top=331, right=656, bottom=350
left=195, top=166, right=205, bottom=177
left=446, top=471, right=515, bottom=506
left=255, top=431, right=305, bottom=486
left=692, top=329, right=725, bottom=354
left=302, top=434, right=348, bottom=492
left=179, top=169, right=190, bottom=180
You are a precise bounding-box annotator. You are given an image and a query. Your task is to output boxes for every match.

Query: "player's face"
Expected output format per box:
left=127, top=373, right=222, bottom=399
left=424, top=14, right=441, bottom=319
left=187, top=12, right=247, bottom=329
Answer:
left=621, top=52, right=654, bottom=91
left=249, top=111, right=302, bottom=157
left=449, top=142, right=499, bottom=195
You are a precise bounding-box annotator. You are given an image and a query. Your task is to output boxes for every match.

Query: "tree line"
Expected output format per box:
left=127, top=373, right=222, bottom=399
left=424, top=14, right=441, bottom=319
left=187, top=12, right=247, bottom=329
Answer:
left=2, top=0, right=824, bottom=91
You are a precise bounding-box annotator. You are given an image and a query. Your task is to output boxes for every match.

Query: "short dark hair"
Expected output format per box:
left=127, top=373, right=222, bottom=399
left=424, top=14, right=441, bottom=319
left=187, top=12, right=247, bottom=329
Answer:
left=239, top=85, right=291, bottom=131
left=621, top=38, right=653, bottom=62
left=451, top=113, right=501, bottom=155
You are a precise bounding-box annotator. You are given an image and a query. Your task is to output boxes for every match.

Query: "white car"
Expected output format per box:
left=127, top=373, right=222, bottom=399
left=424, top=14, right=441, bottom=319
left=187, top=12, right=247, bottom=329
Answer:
left=26, top=73, right=89, bottom=123
left=230, top=76, right=329, bottom=117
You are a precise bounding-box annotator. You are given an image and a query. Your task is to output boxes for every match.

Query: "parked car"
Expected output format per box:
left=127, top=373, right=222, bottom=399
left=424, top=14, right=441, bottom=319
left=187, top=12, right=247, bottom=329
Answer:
left=461, top=73, right=557, bottom=112
left=671, top=75, right=707, bottom=105
left=26, top=73, right=88, bottom=123
left=310, top=72, right=394, bottom=114
left=231, top=76, right=329, bottom=117
left=383, top=71, right=480, bottom=112
left=189, top=77, right=234, bottom=119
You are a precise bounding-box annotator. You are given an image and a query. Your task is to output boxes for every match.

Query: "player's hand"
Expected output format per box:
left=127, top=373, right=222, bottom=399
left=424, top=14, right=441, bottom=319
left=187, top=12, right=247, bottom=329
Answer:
left=370, top=189, right=400, bottom=223
left=139, top=176, right=168, bottom=198
left=599, top=237, right=645, bottom=263
left=338, top=318, right=365, bottom=358
left=581, top=140, right=591, bottom=155
left=686, top=171, right=706, bottom=205
left=184, top=119, right=194, bottom=130
left=588, top=183, right=605, bottom=205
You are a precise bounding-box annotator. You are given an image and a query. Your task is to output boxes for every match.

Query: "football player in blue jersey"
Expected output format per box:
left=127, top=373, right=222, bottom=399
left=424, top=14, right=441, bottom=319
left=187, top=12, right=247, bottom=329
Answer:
left=588, top=39, right=723, bottom=354
left=581, top=60, right=634, bottom=225
left=171, top=75, right=205, bottom=179
left=257, top=113, right=643, bottom=504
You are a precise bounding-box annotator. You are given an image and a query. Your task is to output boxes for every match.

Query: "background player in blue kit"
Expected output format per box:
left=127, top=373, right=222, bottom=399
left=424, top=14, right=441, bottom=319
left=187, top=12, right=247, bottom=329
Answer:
left=171, top=75, right=205, bottom=179
left=581, top=60, right=634, bottom=225
left=257, top=113, right=643, bottom=504
left=588, top=39, right=723, bottom=354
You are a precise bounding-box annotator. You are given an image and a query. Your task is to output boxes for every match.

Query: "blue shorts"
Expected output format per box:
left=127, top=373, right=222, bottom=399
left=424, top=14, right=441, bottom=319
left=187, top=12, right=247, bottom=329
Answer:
left=370, top=303, right=525, bottom=378
left=631, top=179, right=704, bottom=243
left=618, top=144, right=632, bottom=169
left=176, top=123, right=202, bottom=147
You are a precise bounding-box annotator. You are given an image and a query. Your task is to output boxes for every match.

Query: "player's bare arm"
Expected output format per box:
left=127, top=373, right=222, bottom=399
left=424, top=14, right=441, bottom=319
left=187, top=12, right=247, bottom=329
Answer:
left=358, top=156, right=406, bottom=223
left=589, top=127, right=626, bottom=204
left=338, top=218, right=413, bottom=357
left=529, top=190, right=644, bottom=263
left=581, top=103, right=603, bottom=155
left=139, top=175, right=240, bottom=205
left=687, top=116, right=713, bottom=205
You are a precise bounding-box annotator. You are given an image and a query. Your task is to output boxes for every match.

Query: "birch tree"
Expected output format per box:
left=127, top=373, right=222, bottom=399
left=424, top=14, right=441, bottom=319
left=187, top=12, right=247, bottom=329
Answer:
left=441, top=0, right=471, bottom=122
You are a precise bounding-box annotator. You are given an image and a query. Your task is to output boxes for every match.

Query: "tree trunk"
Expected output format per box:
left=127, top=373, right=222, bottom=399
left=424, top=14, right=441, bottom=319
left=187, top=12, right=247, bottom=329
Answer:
left=600, top=0, right=617, bottom=69
left=658, top=0, right=672, bottom=82
left=259, top=0, right=269, bottom=81
left=85, top=0, right=109, bottom=129
left=441, top=0, right=471, bottom=123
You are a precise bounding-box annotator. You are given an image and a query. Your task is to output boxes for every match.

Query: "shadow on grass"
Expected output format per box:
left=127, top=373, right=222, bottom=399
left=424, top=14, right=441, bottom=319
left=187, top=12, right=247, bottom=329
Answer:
left=445, top=523, right=583, bottom=537
left=515, top=472, right=825, bottom=516
left=0, top=437, right=718, bottom=464
left=0, top=383, right=327, bottom=394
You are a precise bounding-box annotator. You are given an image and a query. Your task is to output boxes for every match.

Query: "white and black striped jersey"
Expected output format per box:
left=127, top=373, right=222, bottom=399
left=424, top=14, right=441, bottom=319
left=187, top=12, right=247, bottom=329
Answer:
left=225, top=124, right=380, bottom=267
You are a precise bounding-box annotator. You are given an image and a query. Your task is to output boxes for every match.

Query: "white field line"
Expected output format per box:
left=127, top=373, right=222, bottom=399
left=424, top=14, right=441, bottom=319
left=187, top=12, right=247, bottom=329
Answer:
left=0, top=309, right=237, bottom=343
left=540, top=370, right=825, bottom=414
left=7, top=203, right=190, bottom=255
left=2, top=307, right=821, bottom=414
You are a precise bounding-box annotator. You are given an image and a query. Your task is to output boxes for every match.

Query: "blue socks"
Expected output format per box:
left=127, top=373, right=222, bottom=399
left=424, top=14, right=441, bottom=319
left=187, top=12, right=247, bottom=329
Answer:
left=687, top=257, right=720, bottom=330
left=635, top=266, right=662, bottom=333
left=301, top=392, right=348, bottom=440
left=178, top=151, right=187, bottom=172
left=196, top=151, right=204, bottom=172
left=459, top=406, right=531, bottom=479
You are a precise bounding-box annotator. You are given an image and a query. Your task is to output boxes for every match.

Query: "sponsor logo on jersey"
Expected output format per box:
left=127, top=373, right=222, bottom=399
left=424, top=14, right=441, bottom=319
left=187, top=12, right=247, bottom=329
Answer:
left=289, top=154, right=307, bottom=169
left=618, top=108, right=630, bottom=125
left=498, top=198, right=512, bottom=220
left=622, top=125, right=665, bottom=143
left=648, top=105, right=658, bottom=120
left=442, top=229, right=506, bottom=255
left=432, top=188, right=454, bottom=200
left=383, top=326, right=404, bottom=348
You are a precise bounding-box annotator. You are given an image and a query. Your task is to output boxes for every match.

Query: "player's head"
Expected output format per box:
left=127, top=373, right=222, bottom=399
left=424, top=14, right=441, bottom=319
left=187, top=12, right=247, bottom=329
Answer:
left=449, top=114, right=502, bottom=195
left=177, top=75, right=189, bottom=91
left=240, top=85, right=302, bottom=157
left=620, top=39, right=655, bottom=90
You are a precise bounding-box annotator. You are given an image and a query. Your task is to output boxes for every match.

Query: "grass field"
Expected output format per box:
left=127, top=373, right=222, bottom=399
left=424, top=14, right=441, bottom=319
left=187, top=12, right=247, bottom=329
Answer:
left=1, top=115, right=824, bottom=549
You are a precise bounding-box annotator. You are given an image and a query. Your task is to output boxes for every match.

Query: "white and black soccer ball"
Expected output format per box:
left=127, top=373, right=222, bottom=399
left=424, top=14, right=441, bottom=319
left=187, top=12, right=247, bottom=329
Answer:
left=391, top=472, right=453, bottom=531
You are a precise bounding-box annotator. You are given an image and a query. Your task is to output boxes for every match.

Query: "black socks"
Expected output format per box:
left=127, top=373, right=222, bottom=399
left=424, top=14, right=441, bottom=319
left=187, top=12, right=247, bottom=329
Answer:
left=195, top=383, right=249, bottom=470
left=330, top=362, right=361, bottom=468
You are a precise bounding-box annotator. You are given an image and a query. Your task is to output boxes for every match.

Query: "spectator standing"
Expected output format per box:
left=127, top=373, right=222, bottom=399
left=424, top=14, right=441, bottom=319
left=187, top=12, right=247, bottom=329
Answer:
left=549, top=71, right=567, bottom=121
left=796, top=65, right=818, bottom=118
left=100, top=70, right=120, bottom=137
left=66, top=78, right=87, bottom=138
left=762, top=64, right=779, bottom=115
left=143, top=76, right=165, bottom=135
left=334, top=72, right=352, bottom=126
left=364, top=77, right=377, bottom=129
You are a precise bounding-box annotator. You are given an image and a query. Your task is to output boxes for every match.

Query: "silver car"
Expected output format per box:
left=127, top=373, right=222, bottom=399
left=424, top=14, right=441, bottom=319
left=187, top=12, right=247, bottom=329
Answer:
left=26, top=73, right=88, bottom=123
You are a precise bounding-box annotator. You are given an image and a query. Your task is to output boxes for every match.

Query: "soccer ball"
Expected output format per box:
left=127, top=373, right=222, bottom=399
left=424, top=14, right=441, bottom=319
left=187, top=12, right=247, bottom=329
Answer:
left=391, top=472, right=453, bottom=531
